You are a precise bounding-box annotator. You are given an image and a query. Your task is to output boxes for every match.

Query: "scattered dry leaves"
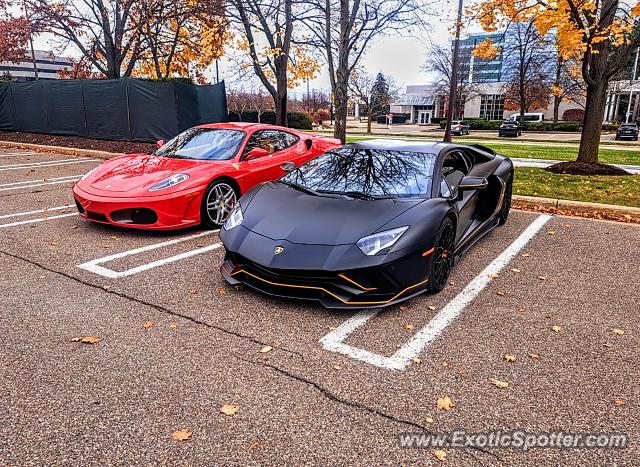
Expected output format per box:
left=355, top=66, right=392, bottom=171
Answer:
left=404, top=323, right=414, bottom=331
left=433, top=449, right=447, bottom=462
left=169, top=321, right=178, bottom=329
left=490, top=378, right=509, bottom=389
left=428, top=305, right=437, bottom=311
left=259, top=345, right=273, bottom=353
left=188, top=288, right=198, bottom=294
left=426, top=417, right=434, bottom=424
left=73, top=335, right=102, bottom=344
left=528, top=353, right=540, bottom=360
left=522, top=253, right=530, bottom=258
left=511, top=268, right=521, bottom=273
left=538, top=276, right=547, bottom=281
left=436, top=396, right=455, bottom=411
left=496, top=291, right=505, bottom=296
left=143, top=321, right=154, bottom=329
left=220, top=403, right=240, bottom=416
left=503, top=354, right=517, bottom=363
left=333, top=364, right=342, bottom=370
left=612, top=328, right=625, bottom=336
left=552, top=325, right=562, bottom=333
left=218, top=288, right=226, bottom=296
left=516, top=306, right=526, bottom=313
left=614, top=399, right=625, bottom=406
left=171, top=429, right=192, bottom=441
left=412, top=357, right=422, bottom=364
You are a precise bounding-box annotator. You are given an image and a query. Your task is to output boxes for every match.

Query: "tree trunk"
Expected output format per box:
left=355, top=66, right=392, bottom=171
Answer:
left=334, top=83, right=348, bottom=143
left=577, top=81, right=607, bottom=163
left=367, top=109, right=372, bottom=133
left=553, top=95, right=561, bottom=124
left=275, top=91, right=288, bottom=127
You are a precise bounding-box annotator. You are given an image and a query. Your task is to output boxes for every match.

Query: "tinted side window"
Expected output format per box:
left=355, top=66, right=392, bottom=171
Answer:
left=281, top=131, right=300, bottom=149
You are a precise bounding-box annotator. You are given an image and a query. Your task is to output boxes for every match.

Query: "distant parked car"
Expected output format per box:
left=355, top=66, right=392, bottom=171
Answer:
left=615, top=123, right=639, bottom=141
left=451, top=120, right=470, bottom=136
left=506, top=112, right=544, bottom=123
left=499, top=121, right=522, bottom=137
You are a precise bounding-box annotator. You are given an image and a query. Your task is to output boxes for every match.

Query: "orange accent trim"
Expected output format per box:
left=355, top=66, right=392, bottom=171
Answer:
left=338, top=273, right=377, bottom=291
left=422, top=247, right=435, bottom=257
left=231, top=269, right=427, bottom=305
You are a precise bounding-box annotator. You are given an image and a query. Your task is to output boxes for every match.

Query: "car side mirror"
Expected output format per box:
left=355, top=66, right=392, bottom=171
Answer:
left=244, top=147, right=270, bottom=161
left=156, top=139, right=165, bottom=148
left=280, top=161, right=296, bottom=172
left=457, top=176, right=488, bottom=191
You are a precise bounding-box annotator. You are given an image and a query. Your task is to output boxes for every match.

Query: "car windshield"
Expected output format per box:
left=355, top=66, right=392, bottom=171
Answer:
left=155, top=128, right=245, bottom=160
left=279, top=148, right=435, bottom=199
left=621, top=124, right=637, bottom=128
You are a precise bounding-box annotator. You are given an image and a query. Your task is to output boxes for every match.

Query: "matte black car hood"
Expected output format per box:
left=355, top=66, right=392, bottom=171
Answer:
left=242, top=182, right=423, bottom=245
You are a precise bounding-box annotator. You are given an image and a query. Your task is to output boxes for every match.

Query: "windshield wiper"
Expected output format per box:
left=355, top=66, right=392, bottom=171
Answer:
left=318, top=190, right=392, bottom=200
left=277, top=180, right=322, bottom=197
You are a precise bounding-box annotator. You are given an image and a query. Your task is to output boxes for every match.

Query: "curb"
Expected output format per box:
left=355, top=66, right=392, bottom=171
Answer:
left=513, top=195, right=640, bottom=223
left=0, top=141, right=120, bottom=160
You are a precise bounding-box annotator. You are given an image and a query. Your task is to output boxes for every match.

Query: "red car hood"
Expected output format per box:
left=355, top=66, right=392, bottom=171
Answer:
left=82, top=154, right=223, bottom=196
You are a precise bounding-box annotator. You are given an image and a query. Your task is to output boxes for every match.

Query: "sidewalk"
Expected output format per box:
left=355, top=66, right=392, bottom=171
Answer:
left=512, top=158, right=640, bottom=174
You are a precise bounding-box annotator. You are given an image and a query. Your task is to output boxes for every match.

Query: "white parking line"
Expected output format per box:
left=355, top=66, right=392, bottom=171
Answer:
left=0, top=213, right=77, bottom=228
left=78, top=230, right=222, bottom=278
left=320, top=214, right=553, bottom=371
left=0, top=159, right=98, bottom=171
left=0, top=204, right=75, bottom=219
left=0, top=152, right=42, bottom=158
left=0, top=175, right=80, bottom=191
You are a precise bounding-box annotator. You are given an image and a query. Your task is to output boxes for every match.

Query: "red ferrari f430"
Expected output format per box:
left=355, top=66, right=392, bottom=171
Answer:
left=73, top=123, right=340, bottom=230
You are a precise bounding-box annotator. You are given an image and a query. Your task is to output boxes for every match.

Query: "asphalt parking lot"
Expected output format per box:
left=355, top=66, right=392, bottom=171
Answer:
left=1, top=148, right=638, bottom=465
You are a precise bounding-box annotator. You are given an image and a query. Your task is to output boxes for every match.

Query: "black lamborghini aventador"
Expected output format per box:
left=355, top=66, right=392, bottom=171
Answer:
left=219, top=140, right=513, bottom=309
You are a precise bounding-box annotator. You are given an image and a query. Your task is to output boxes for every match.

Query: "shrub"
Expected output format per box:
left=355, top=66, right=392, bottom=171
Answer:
left=602, top=123, right=619, bottom=131
left=227, top=110, right=313, bottom=130
left=562, top=108, right=585, bottom=122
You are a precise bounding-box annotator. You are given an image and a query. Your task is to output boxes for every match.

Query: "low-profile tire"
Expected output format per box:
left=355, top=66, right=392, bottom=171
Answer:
left=200, top=180, right=239, bottom=229
left=497, top=175, right=513, bottom=226
left=426, top=217, right=455, bottom=294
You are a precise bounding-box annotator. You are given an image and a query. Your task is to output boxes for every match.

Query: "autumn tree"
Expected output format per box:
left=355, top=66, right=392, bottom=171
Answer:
left=228, top=0, right=320, bottom=126
left=131, top=0, right=227, bottom=83
left=0, top=5, right=29, bottom=64
left=57, top=56, right=103, bottom=79
left=550, top=52, right=585, bottom=123
left=471, top=0, right=640, bottom=170
left=300, top=0, right=428, bottom=143
left=349, top=70, right=399, bottom=133
left=425, top=42, right=480, bottom=118
left=27, top=0, right=143, bottom=79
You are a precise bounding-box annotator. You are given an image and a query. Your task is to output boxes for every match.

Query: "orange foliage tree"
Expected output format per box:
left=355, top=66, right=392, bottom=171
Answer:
left=469, top=0, right=640, bottom=165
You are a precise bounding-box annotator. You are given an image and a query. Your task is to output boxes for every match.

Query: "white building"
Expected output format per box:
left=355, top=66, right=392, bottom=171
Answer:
left=0, top=50, right=72, bottom=81
left=389, top=85, right=446, bottom=124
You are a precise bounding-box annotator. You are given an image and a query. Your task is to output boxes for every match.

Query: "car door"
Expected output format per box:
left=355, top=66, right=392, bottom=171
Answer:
left=240, top=130, right=299, bottom=187
left=441, top=149, right=476, bottom=239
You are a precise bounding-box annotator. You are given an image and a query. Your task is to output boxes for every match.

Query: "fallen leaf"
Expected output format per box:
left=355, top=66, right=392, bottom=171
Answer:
left=488, top=273, right=498, bottom=280
left=220, top=403, right=240, bottom=416
left=399, top=306, right=408, bottom=311
left=404, top=323, right=414, bottom=331
left=328, top=325, right=337, bottom=331
left=77, top=335, right=101, bottom=344
left=552, top=325, right=562, bottom=333
left=612, top=328, right=625, bottom=336
left=503, top=354, right=517, bottom=363
left=102, top=285, right=111, bottom=290
left=433, top=449, right=447, bottom=462
left=614, top=399, right=625, bottom=406
left=528, top=353, right=540, bottom=359
left=490, top=378, right=509, bottom=389
left=333, top=364, right=342, bottom=370
left=218, top=288, right=226, bottom=296
left=259, top=345, right=273, bottom=353
left=436, top=396, right=454, bottom=410
left=516, top=306, right=526, bottom=313
left=426, top=417, right=434, bottom=424
left=188, top=288, right=198, bottom=294
left=511, top=268, right=521, bottom=273
left=548, top=230, right=556, bottom=235
left=110, top=236, right=119, bottom=240
left=412, top=357, right=422, bottom=364
left=538, top=276, right=547, bottom=281
left=70, top=225, right=78, bottom=230
left=249, top=441, right=261, bottom=449
left=143, top=321, right=154, bottom=329
left=496, top=291, right=505, bottom=296
left=171, top=429, right=192, bottom=441
left=169, top=321, right=178, bottom=329
left=522, top=253, right=530, bottom=258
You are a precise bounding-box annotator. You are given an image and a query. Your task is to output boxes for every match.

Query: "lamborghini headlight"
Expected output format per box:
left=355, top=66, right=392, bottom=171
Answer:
left=148, top=173, right=189, bottom=192
left=356, top=226, right=409, bottom=256
left=224, top=205, right=243, bottom=230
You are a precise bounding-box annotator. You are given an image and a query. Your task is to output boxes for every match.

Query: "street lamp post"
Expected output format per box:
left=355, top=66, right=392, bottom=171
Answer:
left=443, top=0, right=464, bottom=143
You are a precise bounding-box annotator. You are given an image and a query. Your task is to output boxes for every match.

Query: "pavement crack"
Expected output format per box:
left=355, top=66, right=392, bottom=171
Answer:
left=238, top=356, right=503, bottom=463
left=0, top=249, right=305, bottom=360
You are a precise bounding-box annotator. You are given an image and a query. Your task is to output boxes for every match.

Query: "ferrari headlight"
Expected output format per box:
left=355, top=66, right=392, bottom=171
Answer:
left=80, top=166, right=98, bottom=181
left=148, top=173, right=189, bottom=192
left=224, top=205, right=243, bottom=230
left=356, top=226, right=409, bottom=256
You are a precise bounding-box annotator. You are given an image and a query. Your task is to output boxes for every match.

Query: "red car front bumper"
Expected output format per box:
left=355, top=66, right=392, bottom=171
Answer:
left=72, top=183, right=206, bottom=230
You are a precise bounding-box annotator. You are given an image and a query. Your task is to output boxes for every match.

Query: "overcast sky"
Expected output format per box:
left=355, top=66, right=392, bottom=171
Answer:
left=32, top=2, right=464, bottom=95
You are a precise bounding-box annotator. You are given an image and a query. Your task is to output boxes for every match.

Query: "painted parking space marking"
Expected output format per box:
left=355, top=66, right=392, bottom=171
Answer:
left=78, top=230, right=222, bottom=279
left=0, top=204, right=76, bottom=220
left=0, top=152, right=44, bottom=158
left=0, top=175, right=80, bottom=191
left=320, top=214, right=552, bottom=371
left=0, top=213, right=77, bottom=228
left=0, top=158, right=98, bottom=171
